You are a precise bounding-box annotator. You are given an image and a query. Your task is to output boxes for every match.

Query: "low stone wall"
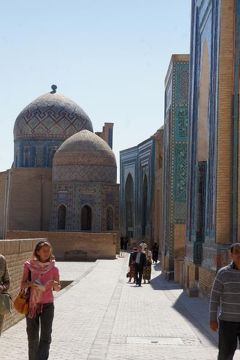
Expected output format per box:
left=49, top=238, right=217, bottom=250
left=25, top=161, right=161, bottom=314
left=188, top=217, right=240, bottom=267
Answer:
left=0, top=238, right=45, bottom=332
left=198, top=267, right=216, bottom=297
left=182, top=260, right=217, bottom=297
left=174, top=258, right=185, bottom=285
left=7, top=231, right=118, bottom=261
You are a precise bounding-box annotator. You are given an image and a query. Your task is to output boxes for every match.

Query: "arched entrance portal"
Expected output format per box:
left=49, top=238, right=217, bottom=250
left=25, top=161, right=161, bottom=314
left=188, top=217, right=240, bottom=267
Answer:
left=142, top=175, right=148, bottom=237
left=58, top=204, right=66, bottom=230
left=125, top=174, right=134, bottom=238
left=81, top=205, right=92, bottom=231
left=106, top=207, right=114, bottom=230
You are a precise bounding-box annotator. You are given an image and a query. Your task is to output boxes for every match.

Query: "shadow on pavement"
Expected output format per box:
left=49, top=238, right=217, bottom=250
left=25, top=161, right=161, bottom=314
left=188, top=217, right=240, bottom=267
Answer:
left=150, top=272, right=182, bottom=291
left=150, top=264, right=218, bottom=347
left=172, top=292, right=218, bottom=346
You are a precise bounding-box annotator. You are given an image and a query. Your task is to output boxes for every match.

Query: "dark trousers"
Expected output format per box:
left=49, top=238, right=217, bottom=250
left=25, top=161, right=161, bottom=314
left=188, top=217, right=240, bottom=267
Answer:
left=26, top=303, right=54, bottom=360
left=135, top=264, right=143, bottom=286
left=218, top=320, right=240, bottom=360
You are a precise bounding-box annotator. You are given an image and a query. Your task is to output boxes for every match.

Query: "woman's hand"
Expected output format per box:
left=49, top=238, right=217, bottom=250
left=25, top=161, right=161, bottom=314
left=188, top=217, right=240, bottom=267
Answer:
left=21, top=280, right=33, bottom=289
left=53, top=281, right=61, bottom=292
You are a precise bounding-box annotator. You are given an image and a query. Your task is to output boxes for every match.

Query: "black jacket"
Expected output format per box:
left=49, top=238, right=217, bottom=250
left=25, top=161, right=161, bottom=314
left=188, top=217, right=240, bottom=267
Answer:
left=129, top=252, right=146, bottom=269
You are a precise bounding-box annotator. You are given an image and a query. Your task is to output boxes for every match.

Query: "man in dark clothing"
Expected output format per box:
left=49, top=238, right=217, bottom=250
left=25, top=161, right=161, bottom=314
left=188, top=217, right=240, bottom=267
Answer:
left=134, top=246, right=146, bottom=287
left=120, top=236, right=125, bottom=252
left=210, top=243, right=240, bottom=360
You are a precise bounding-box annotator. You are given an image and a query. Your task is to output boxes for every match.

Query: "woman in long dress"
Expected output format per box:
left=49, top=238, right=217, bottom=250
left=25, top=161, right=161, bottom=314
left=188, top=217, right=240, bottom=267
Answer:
left=143, top=248, right=152, bottom=284
left=128, top=247, right=138, bottom=283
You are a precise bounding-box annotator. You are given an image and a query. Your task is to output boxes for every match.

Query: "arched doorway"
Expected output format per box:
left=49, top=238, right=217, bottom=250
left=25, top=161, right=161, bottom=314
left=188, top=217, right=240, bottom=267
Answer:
left=142, top=175, right=148, bottom=237
left=125, top=174, right=134, bottom=238
left=196, top=41, right=210, bottom=244
left=81, top=205, right=92, bottom=231
left=58, top=204, right=66, bottom=230
left=197, top=41, right=210, bottom=162
left=106, top=207, right=114, bottom=230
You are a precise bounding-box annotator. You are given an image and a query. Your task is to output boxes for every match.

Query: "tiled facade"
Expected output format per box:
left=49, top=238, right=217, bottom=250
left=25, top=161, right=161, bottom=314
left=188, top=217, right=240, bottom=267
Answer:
left=162, top=55, right=189, bottom=277
left=120, top=130, right=163, bottom=248
left=183, top=0, right=239, bottom=296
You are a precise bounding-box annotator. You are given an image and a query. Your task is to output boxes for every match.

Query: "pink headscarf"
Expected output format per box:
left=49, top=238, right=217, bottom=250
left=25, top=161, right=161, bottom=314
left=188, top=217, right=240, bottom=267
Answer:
left=27, top=259, right=55, bottom=318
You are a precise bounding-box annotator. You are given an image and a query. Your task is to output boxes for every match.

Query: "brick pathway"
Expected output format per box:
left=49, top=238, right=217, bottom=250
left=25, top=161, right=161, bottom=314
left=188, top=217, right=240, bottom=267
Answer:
left=1, top=254, right=238, bottom=359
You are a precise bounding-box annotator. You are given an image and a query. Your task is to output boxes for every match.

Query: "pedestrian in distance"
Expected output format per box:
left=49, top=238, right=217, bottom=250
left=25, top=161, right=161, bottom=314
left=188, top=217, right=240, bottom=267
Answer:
left=143, top=247, right=152, bottom=284
left=124, top=235, right=129, bottom=251
left=0, top=254, right=10, bottom=335
left=119, top=236, right=125, bottom=257
left=20, top=241, right=61, bottom=360
left=139, top=241, right=147, bottom=252
left=128, top=247, right=138, bottom=283
left=134, top=246, right=146, bottom=287
left=152, top=242, right=159, bottom=264
left=210, top=242, right=240, bottom=360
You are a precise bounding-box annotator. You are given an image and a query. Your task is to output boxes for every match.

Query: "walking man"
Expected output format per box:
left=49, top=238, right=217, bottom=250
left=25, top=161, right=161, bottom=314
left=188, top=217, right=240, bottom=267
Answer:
left=134, top=246, right=146, bottom=287
left=210, top=242, right=240, bottom=360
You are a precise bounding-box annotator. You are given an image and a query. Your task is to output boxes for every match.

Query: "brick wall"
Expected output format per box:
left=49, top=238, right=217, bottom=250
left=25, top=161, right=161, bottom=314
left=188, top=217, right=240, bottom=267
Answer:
left=216, top=0, right=234, bottom=244
left=0, top=171, right=8, bottom=239
left=198, top=266, right=215, bottom=297
left=7, top=231, right=118, bottom=260
left=2, top=168, right=52, bottom=233
left=0, top=238, right=44, bottom=332
left=174, top=224, right=186, bottom=258
left=183, top=261, right=198, bottom=289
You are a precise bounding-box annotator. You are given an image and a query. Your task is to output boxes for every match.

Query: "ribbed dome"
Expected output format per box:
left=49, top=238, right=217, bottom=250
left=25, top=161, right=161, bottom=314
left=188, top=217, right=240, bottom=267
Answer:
left=53, top=130, right=117, bottom=183
left=14, top=91, right=93, bottom=141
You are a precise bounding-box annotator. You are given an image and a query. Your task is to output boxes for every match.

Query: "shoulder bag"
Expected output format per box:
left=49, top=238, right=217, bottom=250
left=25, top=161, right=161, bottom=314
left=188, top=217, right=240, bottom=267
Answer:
left=0, top=292, right=12, bottom=315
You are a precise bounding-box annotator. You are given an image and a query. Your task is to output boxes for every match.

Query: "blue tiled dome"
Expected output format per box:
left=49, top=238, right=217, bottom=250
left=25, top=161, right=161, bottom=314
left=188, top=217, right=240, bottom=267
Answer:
left=13, top=89, right=93, bottom=168
left=14, top=91, right=93, bottom=141
left=53, top=130, right=117, bottom=183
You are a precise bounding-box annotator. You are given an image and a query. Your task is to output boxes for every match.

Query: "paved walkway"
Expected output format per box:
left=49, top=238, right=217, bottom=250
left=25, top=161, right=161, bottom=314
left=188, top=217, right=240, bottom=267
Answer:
left=1, top=254, right=238, bottom=359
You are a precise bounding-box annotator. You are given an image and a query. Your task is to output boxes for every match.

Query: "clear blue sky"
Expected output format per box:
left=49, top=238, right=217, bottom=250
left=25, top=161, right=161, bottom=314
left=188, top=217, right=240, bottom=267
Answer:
left=0, top=0, right=191, bottom=175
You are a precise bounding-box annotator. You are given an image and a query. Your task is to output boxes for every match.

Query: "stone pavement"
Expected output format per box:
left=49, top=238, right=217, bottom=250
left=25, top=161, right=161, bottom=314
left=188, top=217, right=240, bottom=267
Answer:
left=1, top=254, right=239, bottom=359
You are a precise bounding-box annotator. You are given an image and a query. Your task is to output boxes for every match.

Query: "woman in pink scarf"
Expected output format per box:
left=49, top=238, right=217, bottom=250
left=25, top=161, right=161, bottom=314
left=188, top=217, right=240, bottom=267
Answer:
left=21, top=241, right=61, bottom=360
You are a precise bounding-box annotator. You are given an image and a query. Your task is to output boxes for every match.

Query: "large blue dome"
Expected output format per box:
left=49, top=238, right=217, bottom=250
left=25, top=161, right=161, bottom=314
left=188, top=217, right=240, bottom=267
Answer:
left=14, top=91, right=93, bottom=141
left=13, top=89, right=93, bottom=168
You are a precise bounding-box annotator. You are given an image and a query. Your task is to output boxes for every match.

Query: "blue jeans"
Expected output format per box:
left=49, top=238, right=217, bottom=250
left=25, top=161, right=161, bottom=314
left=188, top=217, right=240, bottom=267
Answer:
left=26, top=303, right=54, bottom=360
left=218, top=320, right=240, bottom=360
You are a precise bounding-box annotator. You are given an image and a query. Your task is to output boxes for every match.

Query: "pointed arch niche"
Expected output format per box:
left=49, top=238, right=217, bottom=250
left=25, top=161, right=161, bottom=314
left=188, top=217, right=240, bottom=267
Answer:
left=58, top=204, right=66, bottom=230
left=106, top=207, right=114, bottom=230
left=125, top=174, right=134, bottom=237
left=81, top=205, right=92, bottom=231
left=197, top=41, right=210, bottom=161
left=142, top=175, right=148, bottom=237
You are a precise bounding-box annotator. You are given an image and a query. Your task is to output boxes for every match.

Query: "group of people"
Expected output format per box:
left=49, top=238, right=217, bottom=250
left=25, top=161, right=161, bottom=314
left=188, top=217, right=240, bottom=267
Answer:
left=3, top=240, right=240, bottom=359
left=127, top=242, right=159, bottom=286
left=0, top=240, right=60, bottom=360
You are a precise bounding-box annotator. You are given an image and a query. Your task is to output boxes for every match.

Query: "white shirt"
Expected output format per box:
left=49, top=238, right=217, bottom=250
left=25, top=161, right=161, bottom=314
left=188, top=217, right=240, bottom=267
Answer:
left=136, top=252, right=141, bottom=264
